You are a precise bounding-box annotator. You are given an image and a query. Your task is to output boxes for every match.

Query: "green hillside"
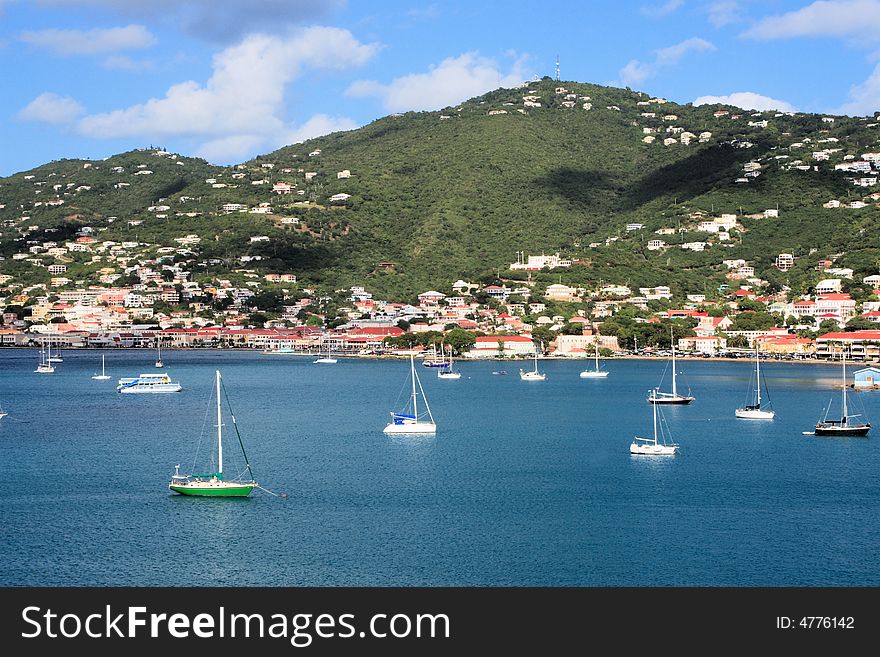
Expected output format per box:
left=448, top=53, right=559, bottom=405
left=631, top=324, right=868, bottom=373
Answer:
left=2, top=77, right=879, bottom=300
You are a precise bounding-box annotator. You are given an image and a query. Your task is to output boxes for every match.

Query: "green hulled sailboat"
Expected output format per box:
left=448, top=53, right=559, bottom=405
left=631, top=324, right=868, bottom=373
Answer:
left=169, top=369, right=257, bottom=497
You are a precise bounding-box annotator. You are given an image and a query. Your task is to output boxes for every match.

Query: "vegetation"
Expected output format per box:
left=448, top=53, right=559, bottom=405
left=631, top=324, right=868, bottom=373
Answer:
left=2, top=80, right=880, bottom=301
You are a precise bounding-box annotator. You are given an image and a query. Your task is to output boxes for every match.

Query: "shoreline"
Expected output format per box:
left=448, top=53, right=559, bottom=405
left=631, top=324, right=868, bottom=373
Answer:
left=2, top=346, right=869, bottom=366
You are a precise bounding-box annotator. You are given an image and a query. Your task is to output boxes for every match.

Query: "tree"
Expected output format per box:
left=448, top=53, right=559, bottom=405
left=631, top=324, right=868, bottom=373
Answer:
left=248, top=312, right=268, bottom=327
left=818, top=319, right=840, bottom=334
left=727, top=334, right=750, bottom=348
left=845, top=316, right=876, bottom=332
left=497, top=338, right=505, bottom=357
left=737, top=298, right=766, bottom=312
left=444, top=328, right=476, bottom=355
left=530, top=325, right=556, bottom=346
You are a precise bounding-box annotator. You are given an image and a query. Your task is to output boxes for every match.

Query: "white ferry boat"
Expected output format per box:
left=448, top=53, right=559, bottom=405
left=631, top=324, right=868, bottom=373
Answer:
left=117, top=372, right=183, bottom=394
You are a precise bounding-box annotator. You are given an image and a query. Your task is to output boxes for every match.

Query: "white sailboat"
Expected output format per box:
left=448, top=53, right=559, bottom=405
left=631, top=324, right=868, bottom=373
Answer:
left=812, top=349, right=871, bottom=436
left=520, top=342, right=546, bottom=381
left=437, top=344, right=461, bottom=379
left=735, top=345, right=774, bottom=419
left=421, top=344, right=446, bottom=367
left=648, top=338, right=693, bottom=404
left=580, top=342, right=609, bottom=378
left=35, top=339, right=55, bottom=374
left=631, top=391, right=680, bottom=455
left=48, top=341, right=63, bottom=363
left=384, top=355, right=437, bottom=434
left=91, top=354, right=112, bottom=381
left=155, top=338, right=164, bottom=368
left=314, top=342, right=338, bottom=363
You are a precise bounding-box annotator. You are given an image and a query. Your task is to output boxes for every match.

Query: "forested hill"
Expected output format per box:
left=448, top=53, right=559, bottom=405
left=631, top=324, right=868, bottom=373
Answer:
left=2, top=77, right=879, bottom=299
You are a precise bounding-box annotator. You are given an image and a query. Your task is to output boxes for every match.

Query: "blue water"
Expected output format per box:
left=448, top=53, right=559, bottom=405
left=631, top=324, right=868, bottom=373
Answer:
left=1, top=350, right=878, bottom=586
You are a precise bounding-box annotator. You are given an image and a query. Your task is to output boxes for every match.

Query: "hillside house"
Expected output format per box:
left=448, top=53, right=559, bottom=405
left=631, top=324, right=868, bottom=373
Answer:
left=815, top=279, right=843, bottom=294
left=638, top=286, right=672, bottom=300
left=544, top=284, right=579, bottom=302
left=775, top=253, right=794, bottom=271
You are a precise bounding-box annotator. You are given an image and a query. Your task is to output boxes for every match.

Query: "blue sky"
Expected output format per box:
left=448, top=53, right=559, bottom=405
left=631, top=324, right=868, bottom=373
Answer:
left=2, top=0, right=880, bottom=175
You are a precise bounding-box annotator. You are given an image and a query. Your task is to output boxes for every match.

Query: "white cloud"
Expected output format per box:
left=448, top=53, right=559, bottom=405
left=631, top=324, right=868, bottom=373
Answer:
left=743, top=0, right=880, bottom=40
left=34, top=0, right=345, bottom=43
left=346, top=52, right=532, bottom=112
left=618, top=60, right=654, bottom=86
left=641, top=0, right=684, bottom=18
left=707, top=1, right=742, bottom=27
left=693, top=91, right=797, bottom=112
left=836, top=61, right=880, bottom=115
left=19, top=25, right=156, bottom=56
left=619, top=37, right=715, bottom=87
left=18, top=92, right=85, bottom=124
left=101, top=55, right=155, bottom=71
left=197, top=115, right=358, bottom=162
left=283, top=114, right=358, bottom=144
left=73, top=27, right=376, bottom=163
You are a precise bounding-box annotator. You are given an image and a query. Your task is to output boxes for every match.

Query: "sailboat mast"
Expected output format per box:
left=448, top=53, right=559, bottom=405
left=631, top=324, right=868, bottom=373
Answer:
left=755, top=345, right=761, bottom=406
left=841, top=348, right=848, bottom=421
left=410, top=354, right=418, bottom=418
left=652, top=391, right=659, bottom=445
left=216, top=370, right=223, bottom=479
left=671, top=340, right=678, bottom=397
left=102, top=354, right=105, bottom=376
left=595, top=342, right=599, bottom=371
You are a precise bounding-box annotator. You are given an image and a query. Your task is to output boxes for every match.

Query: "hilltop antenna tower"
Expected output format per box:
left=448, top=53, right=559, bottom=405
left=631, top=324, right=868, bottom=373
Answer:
left=555, top=55, right=560, bottom=82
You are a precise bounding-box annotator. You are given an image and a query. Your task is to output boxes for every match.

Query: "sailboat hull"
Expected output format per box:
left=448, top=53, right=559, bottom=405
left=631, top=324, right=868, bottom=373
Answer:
left=648, top=395, right=693, bottom=404
left=383, top=422, right=436, bottom=434
left=735, top=408, right=775, bottom=419
left=630, top=442, right=678, bottom=455
left=579, top=371, right=609, bottom=378
left=814, top=424, right=870, bottom=437
left=169, top=482, right=255, bottom=497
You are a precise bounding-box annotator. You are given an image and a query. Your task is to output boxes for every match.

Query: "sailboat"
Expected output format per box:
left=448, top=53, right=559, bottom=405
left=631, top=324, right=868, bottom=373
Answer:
left=169, top=370, right=258, bottom=496
left=580, top=342, right=609, bottom=378
left=155, top=337, right=164, bottom=368
left=648, top=337, right=693, bottom=404
left=384, top=355, right=437, bottom=433
left=813, top=349, right=870, bottom=436
left=314, top=342, right=338, bottom=363
left=520, top=342, right=546, bottom=381
left=48, top=341, right=63, bottom=363
left=35, top=339, right=55, bottom=374
left=91, top=354, right=111, bottom=381
left=735, top=345, right=774, bottom=419
left=437, top=344, right=461, bottom=379
left=631, top=390, right=680, bottom=455
left=421, top=344, right=446, bottom=367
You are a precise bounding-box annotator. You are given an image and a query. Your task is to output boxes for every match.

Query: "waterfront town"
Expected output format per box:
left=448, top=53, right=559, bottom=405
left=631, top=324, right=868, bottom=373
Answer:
left=3, top=230, right=880, bottom=361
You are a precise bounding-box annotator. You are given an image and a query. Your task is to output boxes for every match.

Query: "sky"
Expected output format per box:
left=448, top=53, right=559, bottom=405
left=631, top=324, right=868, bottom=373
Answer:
left=2, top=0, right=880, bottom=176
